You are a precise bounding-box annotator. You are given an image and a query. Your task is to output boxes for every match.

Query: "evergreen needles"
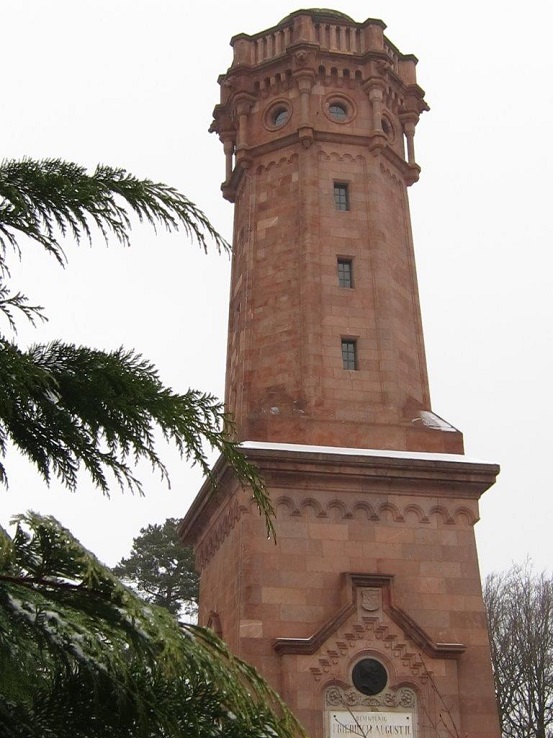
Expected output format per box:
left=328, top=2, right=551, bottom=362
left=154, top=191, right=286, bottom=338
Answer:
left=0, top=157, right=291, bottom=737
left=0, top=514, right=300, bottom=738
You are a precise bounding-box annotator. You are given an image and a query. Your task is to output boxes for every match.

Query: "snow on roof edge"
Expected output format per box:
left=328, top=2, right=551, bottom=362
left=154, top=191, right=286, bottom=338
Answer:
left=240, top=440, right=494, bottom=466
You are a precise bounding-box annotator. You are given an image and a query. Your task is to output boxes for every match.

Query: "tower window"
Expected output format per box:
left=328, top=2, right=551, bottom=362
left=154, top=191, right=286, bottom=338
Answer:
left=272, top=107, right=289, bottom=127
left=337, top=258, right=353, bottom=288
left=329, top=102, right=348, bottom=121
left=381, top=115, right=395, bottom=142
left=341, top=339, right=358, bottom=370
left=266, top=102, right=292, bottom=130
left=334, top=183, right=349, bottom=211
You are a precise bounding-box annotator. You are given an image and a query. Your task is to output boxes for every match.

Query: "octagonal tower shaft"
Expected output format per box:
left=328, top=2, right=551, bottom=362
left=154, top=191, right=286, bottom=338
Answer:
left=212, top=10, right=462, bottom=453
left=182, top=12, right=501, bottom=738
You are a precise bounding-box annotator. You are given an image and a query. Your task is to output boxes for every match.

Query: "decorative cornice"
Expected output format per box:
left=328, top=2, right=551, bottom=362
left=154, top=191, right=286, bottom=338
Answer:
left=318, top=150, right=366, bottom=165
left=181, top=444, right=498, bottom=550
left=377, top=143, right=420, bottom=185
left=275, top=495, right=477, bottom=526
left=195, top=497, right=247, bottom=570
left=222, top=128, right=420, bottom=192
left=178, top=452, right=240, bottom=547
left=240, top=443, right=499, bottom=500
left=255, top=152, right=298, bottom=174
left=379, top=160, right=404, bottom=187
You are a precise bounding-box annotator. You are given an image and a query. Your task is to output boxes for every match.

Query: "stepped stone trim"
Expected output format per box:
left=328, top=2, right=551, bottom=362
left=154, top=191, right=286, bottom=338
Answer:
left=273, top=573, right=465, bottom=663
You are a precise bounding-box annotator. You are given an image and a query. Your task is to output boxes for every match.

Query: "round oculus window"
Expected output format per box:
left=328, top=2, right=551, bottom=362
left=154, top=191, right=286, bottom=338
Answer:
left=352, top=658, right=388, bottom=696
left=272, top=107, right=290, bottom=127
left=329, top=103, right=348, bottom=121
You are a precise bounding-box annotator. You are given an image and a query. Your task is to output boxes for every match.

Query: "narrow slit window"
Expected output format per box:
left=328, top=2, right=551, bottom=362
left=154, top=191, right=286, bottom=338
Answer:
left=341, top=339, right=358, bottom=370
left=337, top=258, right=353, bottom=288
left=334, top=182, right=349, bottom=211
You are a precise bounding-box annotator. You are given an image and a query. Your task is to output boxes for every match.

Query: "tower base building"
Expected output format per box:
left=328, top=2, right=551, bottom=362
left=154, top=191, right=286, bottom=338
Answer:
left=181, top=10, right=500, bottom=738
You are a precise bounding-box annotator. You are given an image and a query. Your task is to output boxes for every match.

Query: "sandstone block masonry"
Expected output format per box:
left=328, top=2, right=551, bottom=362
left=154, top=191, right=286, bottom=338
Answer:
left=181, top=9, right=500, bottom=738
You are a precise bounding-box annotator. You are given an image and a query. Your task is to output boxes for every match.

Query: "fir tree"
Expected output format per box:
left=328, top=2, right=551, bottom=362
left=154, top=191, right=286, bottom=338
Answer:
left=114, top=518, right=199, bottom=619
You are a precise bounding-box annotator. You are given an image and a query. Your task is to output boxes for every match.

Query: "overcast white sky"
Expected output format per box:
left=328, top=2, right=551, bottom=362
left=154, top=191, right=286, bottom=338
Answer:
left=1, top=0, right=552, bottom=579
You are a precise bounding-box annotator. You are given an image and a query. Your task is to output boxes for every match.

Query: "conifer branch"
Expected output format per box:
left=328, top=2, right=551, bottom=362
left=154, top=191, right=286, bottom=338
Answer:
left=0, top=282, right=47, bottom=331
left=0, top=514, right=302, bottom=737
left=0, top=339, right=273, bottom=536
left=0, top=158, right=229, bottom=267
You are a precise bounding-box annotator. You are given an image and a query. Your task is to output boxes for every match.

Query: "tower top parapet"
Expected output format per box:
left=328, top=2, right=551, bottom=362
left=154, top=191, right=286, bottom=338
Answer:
left=228, top=9, right=418, bottom=87
left=212, top=9, right=429, bottom=200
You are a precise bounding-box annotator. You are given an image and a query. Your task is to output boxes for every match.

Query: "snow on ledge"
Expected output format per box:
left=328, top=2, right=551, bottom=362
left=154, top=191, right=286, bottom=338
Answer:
left=240, top=440, right=493, bottom=466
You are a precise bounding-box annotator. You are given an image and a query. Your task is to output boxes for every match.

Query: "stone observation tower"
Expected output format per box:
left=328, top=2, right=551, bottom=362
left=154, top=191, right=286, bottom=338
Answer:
left=181, top=9, right=500, bottom=738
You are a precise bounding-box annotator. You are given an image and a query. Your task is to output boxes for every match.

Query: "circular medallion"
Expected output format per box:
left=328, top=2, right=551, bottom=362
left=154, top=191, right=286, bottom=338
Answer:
left=352, top=658, right=388, bottom=696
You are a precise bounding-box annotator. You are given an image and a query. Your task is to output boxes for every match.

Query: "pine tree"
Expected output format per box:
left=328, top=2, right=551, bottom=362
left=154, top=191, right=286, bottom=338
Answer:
left=114, top=518, right=199, bottom=619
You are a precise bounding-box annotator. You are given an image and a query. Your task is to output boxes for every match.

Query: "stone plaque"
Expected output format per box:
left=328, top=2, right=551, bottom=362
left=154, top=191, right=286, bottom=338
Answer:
left=328, top=710, right=414, bottom=736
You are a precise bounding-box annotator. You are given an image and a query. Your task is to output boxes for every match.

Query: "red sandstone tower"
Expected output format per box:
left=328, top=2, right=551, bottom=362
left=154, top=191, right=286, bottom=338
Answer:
left=181, top=10, right=500, bottom=738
